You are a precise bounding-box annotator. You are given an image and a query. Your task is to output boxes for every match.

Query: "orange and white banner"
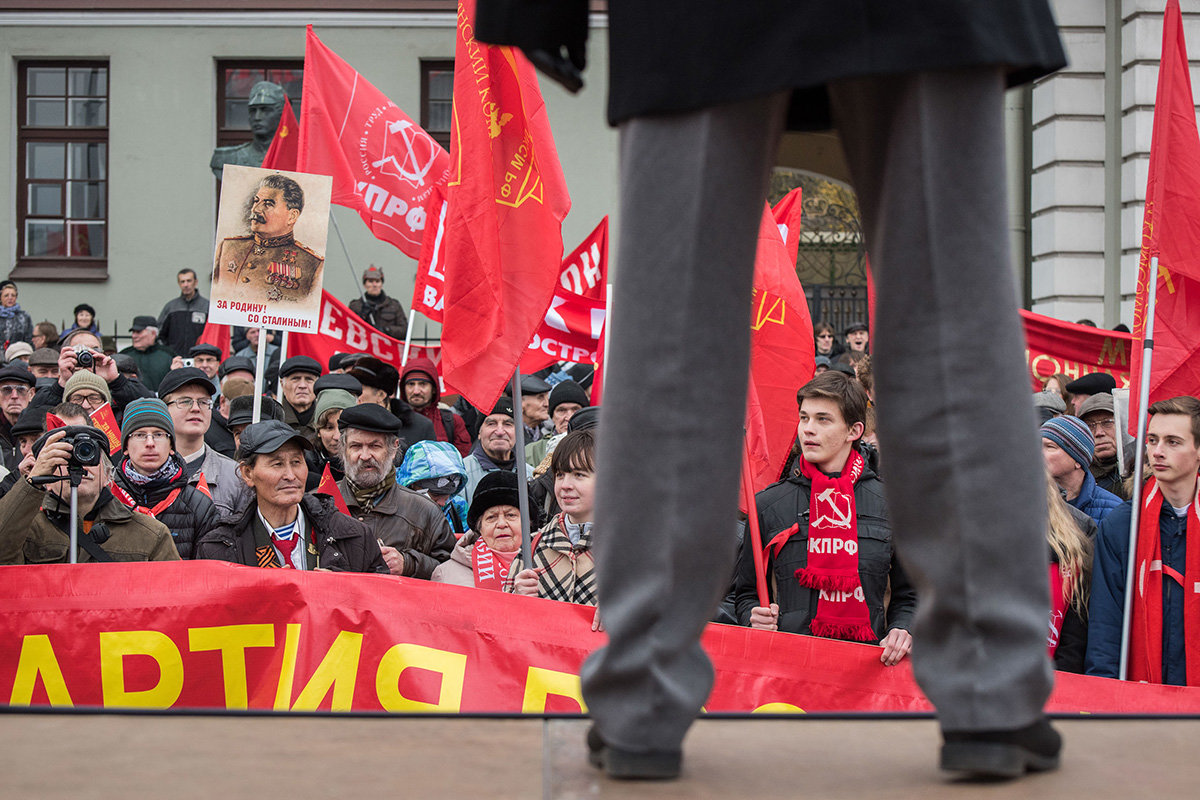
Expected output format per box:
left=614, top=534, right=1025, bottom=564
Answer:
left=2, top=562, right=1197, bottom=713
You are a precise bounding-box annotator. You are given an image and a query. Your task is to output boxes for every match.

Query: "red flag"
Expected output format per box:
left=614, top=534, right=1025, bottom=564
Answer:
left=45, top=413, right=65, bottom=431
left=439, top=0, right=571, bottom=411
left=195, top=472, right=213, bottom=500
left=297, top=26, right=450, bottom=259
left=315, top=463, right=350, bottom=515
left=1129, top=0, right=1200, bottom=433
left=520, top=217, right=608, bottom=373
left=740, top=190, right=814, bottom=511
left=196, top=320, right=232, bottom=361
left=1020, top=310, right=1131, bottom=391
left=412, top=184, right=449, bottom=323
left=261, top=94, right=299, bottom=172
left=88, top=403, right=121, bottom=455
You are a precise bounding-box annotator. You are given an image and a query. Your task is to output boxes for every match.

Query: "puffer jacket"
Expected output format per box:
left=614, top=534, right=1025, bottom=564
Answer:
left=111, top=453, right=219, bottom=559
left=400, top=357, right=471, bottom=456
left=1069, top=470, right=1123, bottom=525
left=337, top=477, right=455, bottom=578
left=195, top=493, right=388, bottom=574
left=397, top=440, right=469, bottom=534
left=733, top=460, right=917, bottom=640
left=0, top=478, right=178, bottom=564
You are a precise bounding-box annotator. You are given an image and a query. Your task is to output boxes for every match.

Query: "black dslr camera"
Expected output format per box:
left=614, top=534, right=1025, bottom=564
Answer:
left=30, top=425, right=108, bottom=487
left=73, top=346, right=96, bottom=371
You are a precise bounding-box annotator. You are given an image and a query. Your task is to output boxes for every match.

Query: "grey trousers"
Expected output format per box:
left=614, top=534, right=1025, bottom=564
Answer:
left=579, top=69, right=1053, bottom=753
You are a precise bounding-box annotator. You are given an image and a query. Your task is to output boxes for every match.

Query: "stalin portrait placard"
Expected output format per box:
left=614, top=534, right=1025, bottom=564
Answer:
left=210, top=165, right=333, bottom=333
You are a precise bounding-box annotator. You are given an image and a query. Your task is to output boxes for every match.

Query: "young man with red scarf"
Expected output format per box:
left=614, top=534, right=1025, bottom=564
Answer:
left=1087, top=396, right=1200, bottom=685
left=734, top=371, right=916, bottom=664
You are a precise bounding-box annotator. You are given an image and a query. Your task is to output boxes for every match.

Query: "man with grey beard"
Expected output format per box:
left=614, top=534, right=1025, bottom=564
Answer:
left=335, top=403, right=454, bottom=579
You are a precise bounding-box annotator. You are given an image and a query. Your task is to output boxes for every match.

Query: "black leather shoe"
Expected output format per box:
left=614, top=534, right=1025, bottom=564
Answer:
left=940, top=717, right=1062, bottom=780
left=586, top=725, right=682, bottom=780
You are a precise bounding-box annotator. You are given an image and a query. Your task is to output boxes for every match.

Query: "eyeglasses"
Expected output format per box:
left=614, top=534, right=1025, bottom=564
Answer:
left=1085, top=418, right=1116, bottom=433
left=165, top=397, right=214, bottom=410
left=128, top=431, right=170, bottom=443
left=70, top=392, right=106, bottom=406
left=0, top=385, right=30, bottom=397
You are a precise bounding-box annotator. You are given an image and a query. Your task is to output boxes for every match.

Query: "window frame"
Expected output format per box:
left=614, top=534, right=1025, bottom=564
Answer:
left=13, top=59, right=110, bottom=282
left=420, top=59, right=454, bottom=152
left=215, top=59, right=304, bottom=151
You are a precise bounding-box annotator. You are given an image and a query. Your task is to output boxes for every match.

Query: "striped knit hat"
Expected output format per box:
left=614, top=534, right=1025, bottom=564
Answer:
left=1040, top=415, right=1094, bottom=470
left=121, top=398, right=176, bottom=448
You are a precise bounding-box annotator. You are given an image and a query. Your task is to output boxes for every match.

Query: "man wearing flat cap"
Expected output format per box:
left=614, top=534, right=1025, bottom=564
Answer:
left=196, top=420, right=387, bottom=573
left=463, top=397, right=534, bottom=502
left=278, top=355, right=322, bottom=433
left=185, top=343, right=223, bottom=392
left=0, top=364, right=35, bottom=471
left=520, top=374, right=552, bottom=442
left=1075, top=393, right=1131, bottom=500
left=347, top=356, right=435, bottom=447
left=335, top=404, right=454, bottom=579
left=120, top=316, right=176, bottom=393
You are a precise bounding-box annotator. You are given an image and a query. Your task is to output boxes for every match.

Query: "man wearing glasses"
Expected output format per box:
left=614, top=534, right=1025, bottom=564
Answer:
left=1076, top=393, right=1131, bottom=500
left=0, top=364, right=34, bottom=471
left=158, top=367, right=251, bottom=516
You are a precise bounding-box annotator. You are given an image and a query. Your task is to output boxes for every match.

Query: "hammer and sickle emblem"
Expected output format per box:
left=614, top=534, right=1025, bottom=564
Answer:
left=372, top=119, right=439, bottom=186
left=812, top=488, right=853, bottom=529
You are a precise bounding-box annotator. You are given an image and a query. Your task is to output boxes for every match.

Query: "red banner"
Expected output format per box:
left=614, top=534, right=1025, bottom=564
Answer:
left=289, top=290, right=448, bottom=393
left=2, top=562, right=1198, bottom=714
left=1021, top=310, right=1132, bottom=390
left=411, top=184, right=449, bottom=322
left=297, top=26, right=450, bottom=260
left=519, top=217, right=608, bottom=374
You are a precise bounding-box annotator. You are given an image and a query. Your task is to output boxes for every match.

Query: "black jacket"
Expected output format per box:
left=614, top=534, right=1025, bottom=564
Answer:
left=195, top=493, right=388, bottom=574
left=205, top=409, right=237, bottom=459
left=733, top=461, right=916, bottom=640
left=349, top=291, right=408, bottom=341
left=111, top=453, right=220, bottom=559
left=475, top=0, right=1066, bottom=127
left=386, top=398, right=436, bottom=450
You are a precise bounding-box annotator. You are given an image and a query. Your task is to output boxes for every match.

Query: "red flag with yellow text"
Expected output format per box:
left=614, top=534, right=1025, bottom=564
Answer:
left=439, top=0, right=571, bottom=411
left=740, top=189, right=813, bottom=511
left=1130, top=0, right=1200, bottom=431
left=261, top=94, right=299, bottom=172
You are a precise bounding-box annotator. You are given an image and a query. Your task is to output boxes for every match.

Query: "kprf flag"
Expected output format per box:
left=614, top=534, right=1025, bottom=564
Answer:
left=741, top=189, right=814, bottom=510
left=297, top=26, right=450, bottom=260
left=412, top=184, right=449, bottom=322
left=520, top=217, right=608, bottom=373
left=1129, top=0, right=1200, bottom=431
left=439, top=0, right=571, bottom=411
left=261, top=94, right=300, bottom=172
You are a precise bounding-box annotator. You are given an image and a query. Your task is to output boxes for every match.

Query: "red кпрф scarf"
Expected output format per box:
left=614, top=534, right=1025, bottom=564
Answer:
left=794, top=449, right=875, bottom=642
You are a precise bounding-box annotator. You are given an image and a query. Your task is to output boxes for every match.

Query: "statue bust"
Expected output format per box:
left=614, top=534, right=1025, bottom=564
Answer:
left=210, top=81, right=287, bottom=179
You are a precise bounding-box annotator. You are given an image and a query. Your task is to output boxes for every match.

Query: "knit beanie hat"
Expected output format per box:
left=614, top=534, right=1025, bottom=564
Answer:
left=548, top=379, right=589, bottom=415
left=1040, top=415, right=1094, bottom=470
left=312, top=388, right=357, bottom=430
left=63, top=370, right=112, bottom=406
left=121, top=398, right=176, bottom=448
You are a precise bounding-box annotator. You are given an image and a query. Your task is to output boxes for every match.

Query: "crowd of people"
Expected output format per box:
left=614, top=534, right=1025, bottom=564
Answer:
left=0, top=267, right=1194, bottom=692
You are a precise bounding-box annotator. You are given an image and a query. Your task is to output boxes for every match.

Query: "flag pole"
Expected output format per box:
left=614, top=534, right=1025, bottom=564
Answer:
left=401, top=308, right=417, bottom=366
left=252, top=327, right=268, bottom=424
left=330, top=212, right=367, bottom=305
left=740, top=434, right=770, bottom=608
left=1119, top=255, right=1159, bottom=681
left=275, top=330, right=289, bottom=397
left=511, top=370, right=533, bottom=569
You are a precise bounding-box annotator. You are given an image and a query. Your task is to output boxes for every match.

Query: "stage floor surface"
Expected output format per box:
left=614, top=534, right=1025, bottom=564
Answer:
left=1, top=713, right=1196, bottom=798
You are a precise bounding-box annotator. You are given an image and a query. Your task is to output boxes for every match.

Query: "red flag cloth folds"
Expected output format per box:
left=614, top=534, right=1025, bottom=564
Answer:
left=1020, top=310, right=1132, bottom=391
left=439, top=0, right=571, bottom=411
left=314, top=463, right=351, bottom=515
left=297, top=26, right=450, bottom=260
left=1129, top=0, right=1200, bottom=432
left=740, top=190, right=814, bottom=512
left=261, top=94, right=300, bottom=172
left=196, top=319, right=232, bottom=361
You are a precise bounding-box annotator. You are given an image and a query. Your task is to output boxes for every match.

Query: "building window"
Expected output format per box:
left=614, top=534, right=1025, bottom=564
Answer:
left=421, top=60, right=454, bottom=151
left=15, top=61, right=109, bottom=280
left=216, top=60, right=303, bottom=150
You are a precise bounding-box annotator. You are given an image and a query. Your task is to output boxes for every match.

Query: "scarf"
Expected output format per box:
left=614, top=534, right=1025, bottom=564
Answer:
left=472, top=537, right=517, bottom=591
left=111, top=457, right=185, bottom=517
left=794, top=450, right=875, bottom=642
left=1129, top=477, right=1200, bottom=685
left=347, top=468, right=396, bottom=511
left=0, top=302, right=22, bottom=319
left=121, top=458, right=179, bottom=486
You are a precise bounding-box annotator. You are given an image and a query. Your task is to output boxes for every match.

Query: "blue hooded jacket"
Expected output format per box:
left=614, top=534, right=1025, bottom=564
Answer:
left=397, top=440, right=469, bottom=534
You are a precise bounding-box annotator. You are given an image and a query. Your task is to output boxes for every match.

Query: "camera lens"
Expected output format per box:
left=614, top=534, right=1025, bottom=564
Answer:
left=70, top=436, right=101, bottom=467
left=77, top=350, right=94, bottom=370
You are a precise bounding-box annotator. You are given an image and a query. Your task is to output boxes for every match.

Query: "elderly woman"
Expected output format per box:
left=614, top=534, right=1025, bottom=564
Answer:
left=0, top=281, right=33, bottom=346
left=109, top=398, right=218, bottom=559
left=307, top=387, right=356, bottom=487
left=399, top=439, right=470, bottom=534
left=432, top=469, right=524, bottom=588
left=195, top=420, right=387, bottom=573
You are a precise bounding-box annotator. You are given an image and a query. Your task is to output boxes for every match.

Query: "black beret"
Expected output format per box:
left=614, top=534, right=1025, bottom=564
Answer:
left=129, top=315, right=158, bottom=332
left=279, top=355, right=322, bottom=378
left=337, top=403, right=402, bottom=435
left=0, top=363, right=36, bottom=387
left=219, top=356, right=256, bottom=379
left=567, top=405, right=599, bottom=432
left=188, top=344, right=223, bottom=359
left=328, top=352, right=349, bottom=372
left=228, top=395, right=285, bottom=428
left=158, top=367, right=216, bottom=398
left=1064, top=372, right=1116, bottom=396
left=467, top=470, right=521, bottom=532
left=236, top=420, right=314, bottom=460
left=348, top=357, right=400, bottom=395
left=314, top=372, right=363, bottom=396
left=10, top=406, right=46, bottom=438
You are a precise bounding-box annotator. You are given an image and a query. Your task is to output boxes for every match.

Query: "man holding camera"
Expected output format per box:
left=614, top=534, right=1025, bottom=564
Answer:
left=30, top=329, right=153, bottom=423
left=0, top=422, right=178, bottom=564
